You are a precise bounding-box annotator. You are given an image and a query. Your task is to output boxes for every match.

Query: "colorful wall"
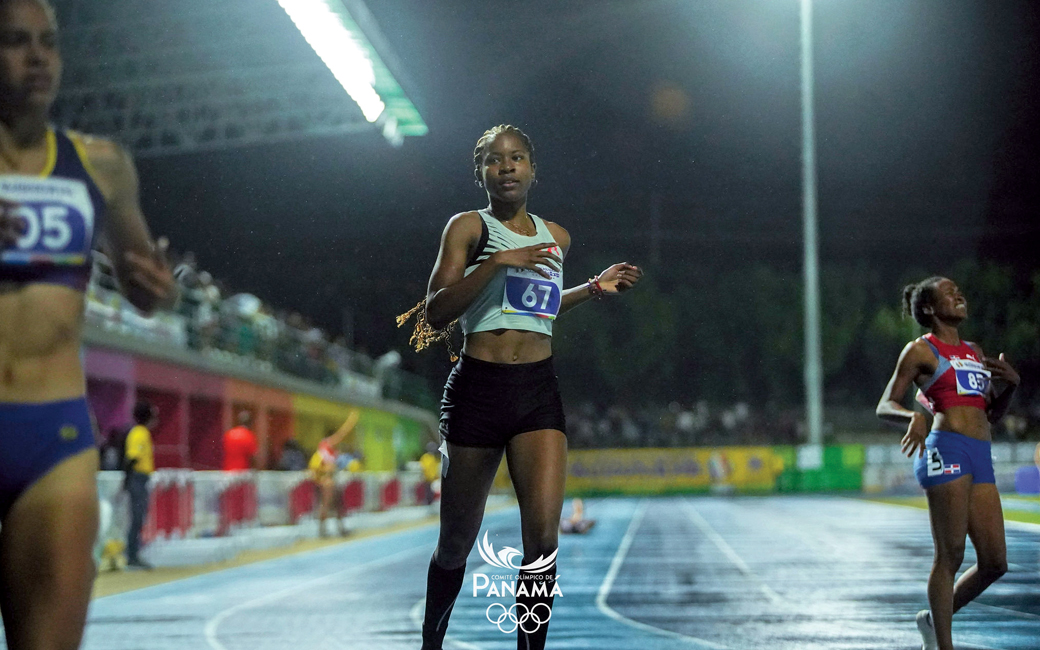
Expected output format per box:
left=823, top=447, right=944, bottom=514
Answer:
left=84, top=345, right=435, bottom=471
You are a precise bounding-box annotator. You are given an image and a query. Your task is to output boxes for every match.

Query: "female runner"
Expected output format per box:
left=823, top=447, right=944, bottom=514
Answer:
left=308, top=410, right=359, bottom=537
left=877, top=276, right=1019, bottom=650
left=399, top=124, right=642, bottom=650
left=0, top=1, right=176, bottom=647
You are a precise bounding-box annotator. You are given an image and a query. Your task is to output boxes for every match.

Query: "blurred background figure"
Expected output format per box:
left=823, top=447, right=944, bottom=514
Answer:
left=277, top=439, right=308, bottom=471
left=345, top=450, right=364, bottom=474
left=223, top=410, right=259, bottom=471
left=308, top=411, right=359, bottom=537
left=419, top=442, right=442, bottom=505
left=125, top=400, right=158, bottom=569
left=559, top=498, right=596, bottom=535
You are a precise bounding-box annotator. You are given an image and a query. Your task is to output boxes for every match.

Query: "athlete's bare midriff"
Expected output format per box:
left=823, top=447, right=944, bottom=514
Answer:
left=462, top=329, right=552, bottom=364
left=932, top=406, right=992, bottom=443
left=0, top=282, right=86, bottom=403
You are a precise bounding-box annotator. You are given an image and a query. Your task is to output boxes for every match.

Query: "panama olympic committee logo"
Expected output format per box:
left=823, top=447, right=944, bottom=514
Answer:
left=473, top=531, right=561, bottom=634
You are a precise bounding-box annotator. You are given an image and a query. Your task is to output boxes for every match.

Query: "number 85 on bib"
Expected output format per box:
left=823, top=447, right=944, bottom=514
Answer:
left=502, top=267, right=562, bottom=320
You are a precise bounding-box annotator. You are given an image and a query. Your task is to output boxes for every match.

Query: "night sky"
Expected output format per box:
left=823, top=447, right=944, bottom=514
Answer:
left=127, top=0, right=1040, bottom=368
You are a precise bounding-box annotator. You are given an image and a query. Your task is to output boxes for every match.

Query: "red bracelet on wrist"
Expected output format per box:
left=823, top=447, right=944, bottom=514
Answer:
left=588, top=275, right=604, bottom=299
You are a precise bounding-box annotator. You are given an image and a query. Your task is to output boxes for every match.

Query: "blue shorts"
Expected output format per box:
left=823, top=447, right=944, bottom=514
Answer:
left=913, top=430, right=995, bottom=489
left=0, top=397, right=97, bottom=517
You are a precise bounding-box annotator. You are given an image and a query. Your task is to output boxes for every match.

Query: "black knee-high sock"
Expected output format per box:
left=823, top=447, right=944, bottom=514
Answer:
left=421, top=557, right=467, bottom=650
left=515, top=561, right=557, bottom=650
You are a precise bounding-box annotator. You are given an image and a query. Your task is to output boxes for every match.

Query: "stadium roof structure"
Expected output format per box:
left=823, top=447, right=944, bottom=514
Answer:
left=51, top=0, right=427, bottom=156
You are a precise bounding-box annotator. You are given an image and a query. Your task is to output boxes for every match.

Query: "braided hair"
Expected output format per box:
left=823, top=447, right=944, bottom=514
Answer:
left=398, top=126, right=537, bottom=360
left=901, top=276, right=945, bottom=327
left=395, top=300, right=459, bottom=361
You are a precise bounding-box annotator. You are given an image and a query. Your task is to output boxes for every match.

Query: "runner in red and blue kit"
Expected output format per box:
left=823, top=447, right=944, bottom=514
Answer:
left=877, top=276, right=1020, bottom=650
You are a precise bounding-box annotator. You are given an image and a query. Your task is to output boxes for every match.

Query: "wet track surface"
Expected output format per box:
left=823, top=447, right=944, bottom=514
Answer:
left=25, top=496, right=1040, bottom=649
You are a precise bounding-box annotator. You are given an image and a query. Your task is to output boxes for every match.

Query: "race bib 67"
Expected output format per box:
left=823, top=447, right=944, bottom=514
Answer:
left=502, top=267, right=562, bottom=320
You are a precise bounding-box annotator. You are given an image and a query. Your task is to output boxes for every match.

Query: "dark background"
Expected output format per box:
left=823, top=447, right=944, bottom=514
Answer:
left=124, top=0, right=1039, bottom=408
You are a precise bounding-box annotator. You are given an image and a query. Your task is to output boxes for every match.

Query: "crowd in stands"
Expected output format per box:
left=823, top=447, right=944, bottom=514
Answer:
left=566, top=400, right=1040, bottom=449
left=565, top=401, right=802, bottom=449
left=86, top=249, right=435, bottom=406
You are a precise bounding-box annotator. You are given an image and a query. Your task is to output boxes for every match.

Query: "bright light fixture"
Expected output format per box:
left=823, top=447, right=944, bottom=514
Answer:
left=277, top=0, right=386, bottom=122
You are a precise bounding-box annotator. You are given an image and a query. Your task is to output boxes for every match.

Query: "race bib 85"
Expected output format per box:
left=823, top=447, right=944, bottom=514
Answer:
left=951, top=358, right=990, bottom=397
left=0, top=176, right=95, bottom=266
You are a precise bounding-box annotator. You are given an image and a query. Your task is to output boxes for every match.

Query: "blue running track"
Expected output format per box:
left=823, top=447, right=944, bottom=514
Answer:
left=11, top=496, right=1040, bottom=649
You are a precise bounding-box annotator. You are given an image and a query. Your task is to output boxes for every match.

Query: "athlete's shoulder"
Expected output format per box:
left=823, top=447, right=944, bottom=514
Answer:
left=70, top=132, right=130, bottom=170
left=541, top=218, right=570, bottom=250
left=442, top=210, right=484, bottom=238
left=900, top=337, right=935, bottom=365
left=69, top=132, right=135, bottom=196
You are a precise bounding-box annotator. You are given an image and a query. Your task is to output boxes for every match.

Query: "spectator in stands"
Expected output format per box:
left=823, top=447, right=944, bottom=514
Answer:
left=172, top=250, right=198, bottom=288
left=308, top=411, right=359, bottom=537
left=278, top=439, right=308, bottom=471
left=223, top=410, right=260, bottom=471
left=193, top=271, right=221, bottom=349
left=346, top=450, right=365, bottom=473
left=99, top=426, right=128, bottom=471
left=125, top=400, right=158, bottom=569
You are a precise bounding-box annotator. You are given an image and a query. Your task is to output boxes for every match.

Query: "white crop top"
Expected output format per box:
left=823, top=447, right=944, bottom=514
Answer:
left=458, top=209, right=564, bottom=336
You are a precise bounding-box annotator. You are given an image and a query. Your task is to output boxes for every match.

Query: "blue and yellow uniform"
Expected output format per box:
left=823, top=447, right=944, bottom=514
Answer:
left=0, top=128, right=105, bottom=515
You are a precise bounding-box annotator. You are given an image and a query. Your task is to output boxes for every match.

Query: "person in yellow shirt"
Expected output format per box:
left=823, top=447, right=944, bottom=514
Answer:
left=418, top=442, right=442, bottom=505
left=308, top=411, right=358, bottom=537
left=124, top=400, right=157, bottom=569
left=345, top=452, right=364, bottom=474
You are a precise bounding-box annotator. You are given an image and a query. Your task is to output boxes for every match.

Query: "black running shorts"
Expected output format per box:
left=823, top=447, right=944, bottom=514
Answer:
left=439, top=355, right=567, bottom=447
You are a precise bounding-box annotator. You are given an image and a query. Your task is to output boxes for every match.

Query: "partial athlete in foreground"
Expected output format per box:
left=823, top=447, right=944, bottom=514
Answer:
left=1, top=1, right=176, bottom=647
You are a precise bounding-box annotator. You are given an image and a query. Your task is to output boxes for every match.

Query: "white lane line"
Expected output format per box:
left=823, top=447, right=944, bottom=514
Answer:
left=595, top=500, right=731, bottom=649
left=682, top=500, right=785, bottom=605
left=973, top=600, right=1040, bottom=622
left=205, top=545, right=427, bottom=650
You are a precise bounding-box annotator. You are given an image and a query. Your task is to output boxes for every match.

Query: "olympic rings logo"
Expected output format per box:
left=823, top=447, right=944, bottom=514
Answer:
left=486, top=603, right=552, bottom=634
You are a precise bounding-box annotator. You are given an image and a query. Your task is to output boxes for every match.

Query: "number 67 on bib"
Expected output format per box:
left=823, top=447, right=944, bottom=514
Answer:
left=502, top=267, right=563, bottom=320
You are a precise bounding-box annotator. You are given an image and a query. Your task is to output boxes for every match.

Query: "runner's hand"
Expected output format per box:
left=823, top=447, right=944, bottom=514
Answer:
left=597, top=262, right=642, bottom=294
left=984, top=353, right=1020, bottom=386
left=124, top=236, right=177, bottom=308
left=490, top=243, right=562, bottom=279
left=0, top=199, right=25, bottom=250
left=900, top=412, right=929, bottom=458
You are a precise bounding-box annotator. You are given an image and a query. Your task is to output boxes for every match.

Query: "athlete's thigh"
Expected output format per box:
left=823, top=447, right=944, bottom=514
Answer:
left=0, top=448, right=99, bottom=649
left=966, top=482, right=1006, bottom=567
left=924, top=474, right=973, bottom=555
left=438, top=442, right=504, bottom=541
left=506, top=429, right=567, bottom=545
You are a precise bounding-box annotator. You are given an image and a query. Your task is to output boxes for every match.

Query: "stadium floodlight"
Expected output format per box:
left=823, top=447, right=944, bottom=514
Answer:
left=276, top=0, right=428, bottom=143
left=278, top=0, right=384, bottom=121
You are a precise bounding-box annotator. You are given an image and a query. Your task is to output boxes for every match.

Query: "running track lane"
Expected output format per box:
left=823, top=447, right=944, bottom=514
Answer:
left=27, top=496, right=1040, bottom=650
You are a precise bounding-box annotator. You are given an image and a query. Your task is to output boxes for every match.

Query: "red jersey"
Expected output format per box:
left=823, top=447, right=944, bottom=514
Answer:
left=916, top=333, right=990, bottom=414
left=223, top=426, right=259, bottom=471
